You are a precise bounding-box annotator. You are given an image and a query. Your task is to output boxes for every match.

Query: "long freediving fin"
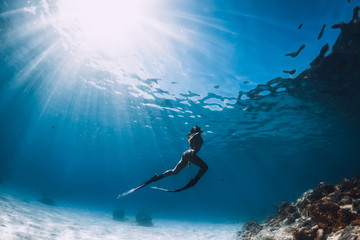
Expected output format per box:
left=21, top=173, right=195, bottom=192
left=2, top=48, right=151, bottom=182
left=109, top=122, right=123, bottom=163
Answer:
left=117, top=174, right=163, bottom=198
left=151, top=178, right=197, bottom=193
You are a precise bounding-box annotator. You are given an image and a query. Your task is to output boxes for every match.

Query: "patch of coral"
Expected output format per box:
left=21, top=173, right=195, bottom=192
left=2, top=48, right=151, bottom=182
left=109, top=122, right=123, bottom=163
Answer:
left=237, top=176, right=360, bottom=240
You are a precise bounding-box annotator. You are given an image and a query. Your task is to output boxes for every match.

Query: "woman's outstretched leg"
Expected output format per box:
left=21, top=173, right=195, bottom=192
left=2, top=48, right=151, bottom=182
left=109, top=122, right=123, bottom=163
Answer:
left=190, top=154, right=208, bottom=181
left=178, top=153, right=208, bottom=191
left=150, top=157, right=188, bottom=182
left=147, top=150, right=208, bottom=191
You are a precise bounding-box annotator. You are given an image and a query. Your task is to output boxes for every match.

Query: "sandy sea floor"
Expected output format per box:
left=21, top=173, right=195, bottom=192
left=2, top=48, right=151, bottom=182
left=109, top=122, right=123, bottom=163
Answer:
left=0, top=191, right=239, bottom=240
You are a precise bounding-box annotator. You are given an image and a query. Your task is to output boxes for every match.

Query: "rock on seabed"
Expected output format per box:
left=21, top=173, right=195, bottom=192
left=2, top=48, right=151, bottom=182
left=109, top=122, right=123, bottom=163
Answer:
left=136, top=209, right=153, bottom=227
left=236, top=176, right=360, bottom=240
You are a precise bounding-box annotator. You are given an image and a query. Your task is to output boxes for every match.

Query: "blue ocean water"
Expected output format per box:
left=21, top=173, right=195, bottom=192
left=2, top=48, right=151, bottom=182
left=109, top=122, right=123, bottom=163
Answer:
left=0, top=0, right=359, bottom=224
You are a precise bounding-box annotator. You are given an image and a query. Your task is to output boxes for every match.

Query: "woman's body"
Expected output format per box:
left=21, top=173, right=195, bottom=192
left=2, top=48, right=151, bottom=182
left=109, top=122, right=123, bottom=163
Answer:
left=117, top=126, right=208, bottom=198
left=150, top=126, right=208, bottom=191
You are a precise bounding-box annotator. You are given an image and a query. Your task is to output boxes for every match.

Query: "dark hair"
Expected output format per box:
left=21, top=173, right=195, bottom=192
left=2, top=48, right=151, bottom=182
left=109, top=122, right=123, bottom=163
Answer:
left=190, top=125, right=203, bottom=134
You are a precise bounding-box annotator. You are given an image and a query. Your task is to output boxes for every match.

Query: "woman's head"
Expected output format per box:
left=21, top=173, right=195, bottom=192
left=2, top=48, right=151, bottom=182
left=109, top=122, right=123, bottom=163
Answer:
left=190, top=125, right=203, bottom=134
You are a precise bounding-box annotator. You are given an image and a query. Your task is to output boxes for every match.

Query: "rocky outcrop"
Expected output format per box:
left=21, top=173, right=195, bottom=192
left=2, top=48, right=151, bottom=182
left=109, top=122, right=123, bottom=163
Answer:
left=136, top=209, right=153, bottom=227
left=236, top=176, right=360, bottom=240
left=237, top=221, right=263, bottom=239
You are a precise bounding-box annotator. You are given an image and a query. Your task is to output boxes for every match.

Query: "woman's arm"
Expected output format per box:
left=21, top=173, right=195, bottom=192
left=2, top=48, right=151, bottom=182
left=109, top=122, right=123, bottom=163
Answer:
left=189, top=133, right=203, bottom=152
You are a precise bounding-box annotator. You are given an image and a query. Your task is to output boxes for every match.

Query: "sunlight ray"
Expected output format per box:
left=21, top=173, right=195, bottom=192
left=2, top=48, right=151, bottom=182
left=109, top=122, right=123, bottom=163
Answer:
left=14, top=39, right=61, bottom=87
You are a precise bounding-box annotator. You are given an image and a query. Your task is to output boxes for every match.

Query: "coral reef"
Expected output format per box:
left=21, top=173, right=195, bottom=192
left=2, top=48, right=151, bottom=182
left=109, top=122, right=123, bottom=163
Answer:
left=236, top=176, right=360, bottom=240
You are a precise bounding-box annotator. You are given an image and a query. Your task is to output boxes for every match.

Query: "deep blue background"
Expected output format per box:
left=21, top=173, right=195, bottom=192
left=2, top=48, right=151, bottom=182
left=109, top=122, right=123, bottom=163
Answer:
left=1, top=0, right=359, bottom=221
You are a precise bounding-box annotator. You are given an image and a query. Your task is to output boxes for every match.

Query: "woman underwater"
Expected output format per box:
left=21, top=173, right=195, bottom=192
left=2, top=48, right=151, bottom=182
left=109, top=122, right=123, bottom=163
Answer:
left=118, top=126, right=208, bottom=197
left=150, top=125, right=208, bottom=191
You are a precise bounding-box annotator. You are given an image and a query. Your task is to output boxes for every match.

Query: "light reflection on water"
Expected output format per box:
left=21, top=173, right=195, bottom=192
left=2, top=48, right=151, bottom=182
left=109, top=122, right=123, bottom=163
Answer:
left=1, top=0, right=359, bottom=153
left=42, top=0, right=239, bottom=100
left=0, top=0, right=359, bottom=150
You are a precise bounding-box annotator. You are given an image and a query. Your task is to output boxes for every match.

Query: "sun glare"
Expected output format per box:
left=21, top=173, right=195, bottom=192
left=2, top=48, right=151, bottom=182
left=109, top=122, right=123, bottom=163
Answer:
left=56, top=0, right=157, bottom=52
